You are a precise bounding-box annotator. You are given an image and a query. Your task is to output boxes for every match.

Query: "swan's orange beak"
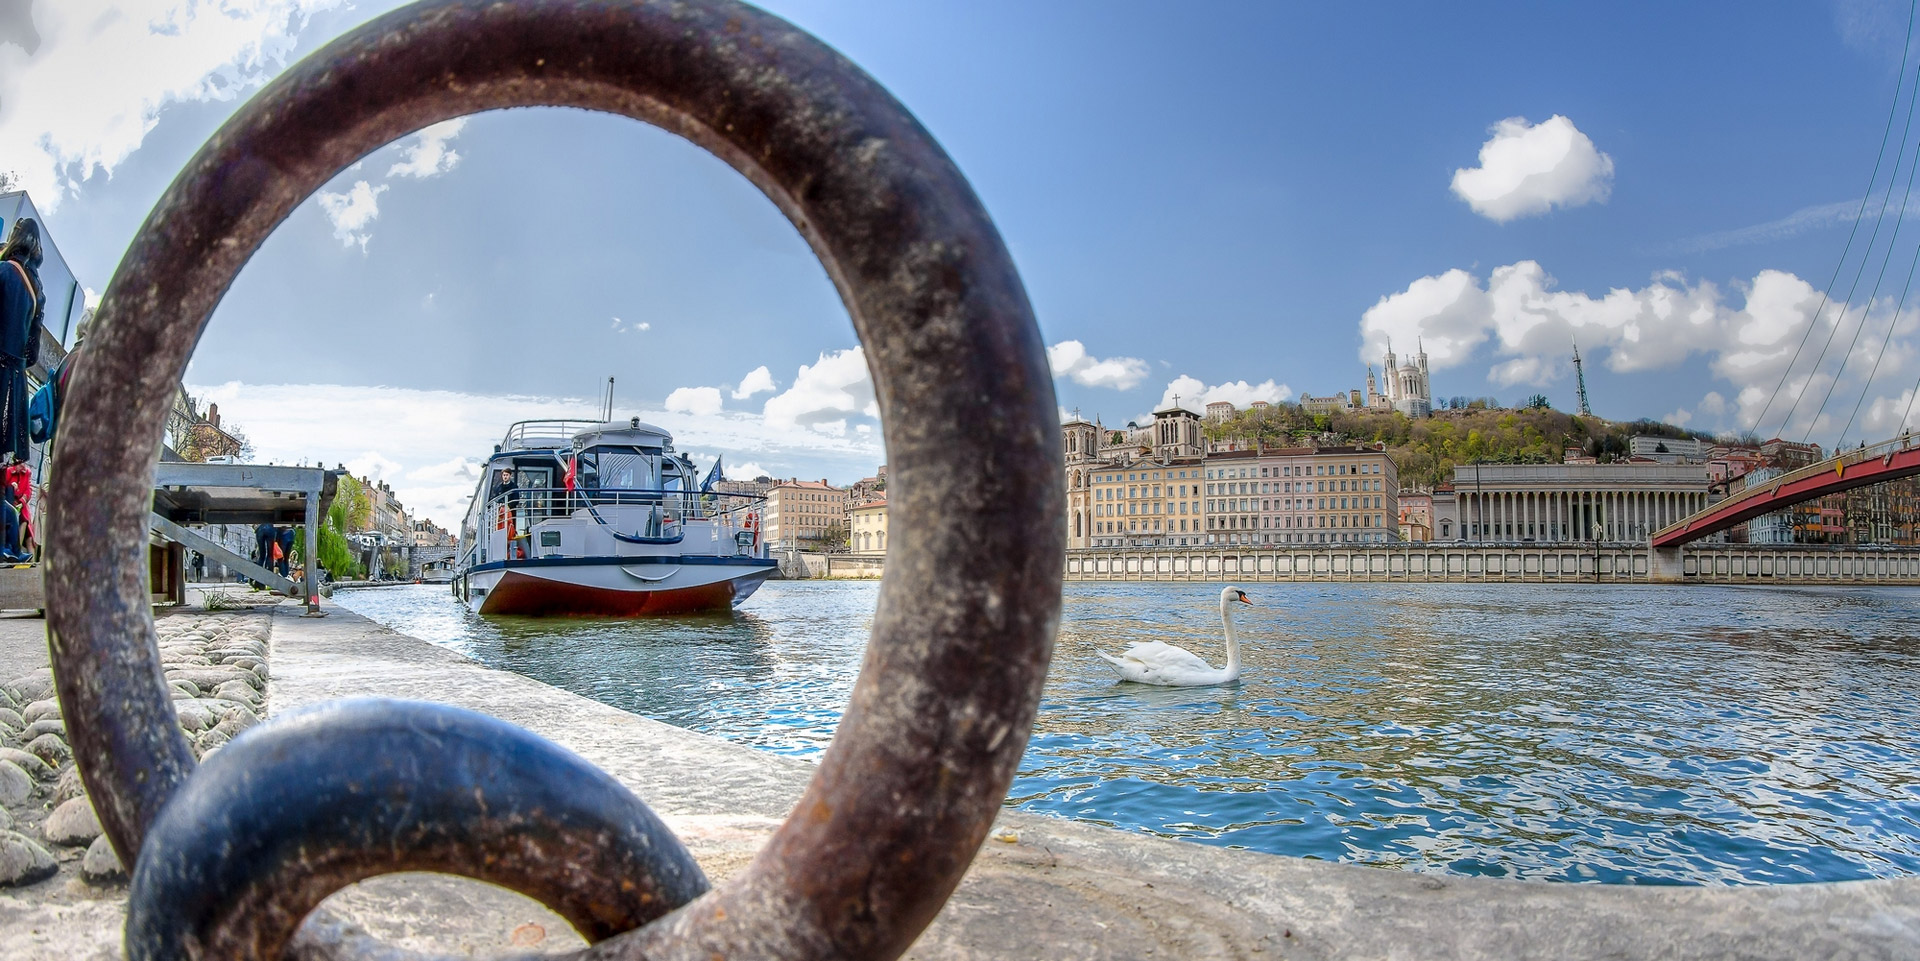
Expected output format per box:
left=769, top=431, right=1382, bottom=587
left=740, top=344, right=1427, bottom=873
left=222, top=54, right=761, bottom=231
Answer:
left=1239, top=594, right=1253, bottom=604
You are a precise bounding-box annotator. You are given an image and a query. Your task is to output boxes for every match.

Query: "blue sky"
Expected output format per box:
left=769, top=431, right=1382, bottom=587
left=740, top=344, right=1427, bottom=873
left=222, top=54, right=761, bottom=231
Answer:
left=4, top=1, right=1919, bottom=524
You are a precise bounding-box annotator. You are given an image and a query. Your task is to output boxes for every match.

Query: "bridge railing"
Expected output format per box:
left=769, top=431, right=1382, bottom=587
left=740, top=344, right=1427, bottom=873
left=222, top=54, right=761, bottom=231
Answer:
left=1650, top=434, right=1920, bottom=541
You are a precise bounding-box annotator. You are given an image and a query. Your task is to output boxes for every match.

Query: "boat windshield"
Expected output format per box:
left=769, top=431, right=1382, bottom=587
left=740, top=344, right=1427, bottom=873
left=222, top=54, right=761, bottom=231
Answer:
left=577, top=446, right=657, bottom=491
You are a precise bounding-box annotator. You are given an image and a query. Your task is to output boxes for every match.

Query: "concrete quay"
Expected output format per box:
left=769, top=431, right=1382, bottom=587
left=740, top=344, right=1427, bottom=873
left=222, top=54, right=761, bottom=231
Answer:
left=2, top=600, right=1917, bottom=959
left=1067, top=544, right=1920, bottom=585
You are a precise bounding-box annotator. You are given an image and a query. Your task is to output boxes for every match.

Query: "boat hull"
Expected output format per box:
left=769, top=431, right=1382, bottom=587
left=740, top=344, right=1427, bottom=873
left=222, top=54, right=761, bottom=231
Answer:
left=461, top=557, right=775, bottom=617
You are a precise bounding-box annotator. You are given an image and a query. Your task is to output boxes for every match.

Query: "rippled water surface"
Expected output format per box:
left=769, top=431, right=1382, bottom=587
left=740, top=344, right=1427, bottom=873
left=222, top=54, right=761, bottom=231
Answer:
left=337, top=581, right=1920, bottom=885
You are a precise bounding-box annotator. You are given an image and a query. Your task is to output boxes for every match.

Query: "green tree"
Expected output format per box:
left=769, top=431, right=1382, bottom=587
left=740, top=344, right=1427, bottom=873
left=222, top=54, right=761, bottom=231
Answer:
left=333, top=475, right=373, bottom=532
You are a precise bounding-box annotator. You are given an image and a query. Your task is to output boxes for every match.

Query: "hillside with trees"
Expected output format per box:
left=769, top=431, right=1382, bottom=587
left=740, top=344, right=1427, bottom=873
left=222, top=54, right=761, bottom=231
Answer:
left=1200, top=401, right=1717, bottom=489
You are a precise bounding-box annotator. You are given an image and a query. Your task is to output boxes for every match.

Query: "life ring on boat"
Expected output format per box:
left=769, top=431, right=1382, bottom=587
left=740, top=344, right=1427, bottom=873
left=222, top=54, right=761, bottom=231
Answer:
left=744, top=510, right=759, bottom=545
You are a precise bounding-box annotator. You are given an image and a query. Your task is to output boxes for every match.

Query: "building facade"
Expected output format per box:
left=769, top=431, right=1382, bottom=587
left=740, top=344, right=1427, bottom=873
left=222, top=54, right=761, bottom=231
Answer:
left=1450, top=463, right=1712, bottom=543
left=764, top=479, right=844, bottom=550
left=850, top=499, right=888, bottom=555
left=1067, top=406, right=1209, bottom=549
left=1206, top=444, right=1399, bottom=546
left=1629, top=435, right=1708, bottom=463
left=1084, top=458, right=1207, bottom=548
left=1399, top=490, right=1433, bottom=542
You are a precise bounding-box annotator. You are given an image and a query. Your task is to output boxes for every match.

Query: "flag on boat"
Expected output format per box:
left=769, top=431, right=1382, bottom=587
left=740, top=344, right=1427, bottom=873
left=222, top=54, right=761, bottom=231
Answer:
left=701, top=455, right=724, bottom=492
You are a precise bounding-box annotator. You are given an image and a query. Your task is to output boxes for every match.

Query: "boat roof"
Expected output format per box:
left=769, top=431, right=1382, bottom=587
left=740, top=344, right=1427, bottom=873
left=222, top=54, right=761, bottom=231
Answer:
left=497, top=418, right=674, bottom=454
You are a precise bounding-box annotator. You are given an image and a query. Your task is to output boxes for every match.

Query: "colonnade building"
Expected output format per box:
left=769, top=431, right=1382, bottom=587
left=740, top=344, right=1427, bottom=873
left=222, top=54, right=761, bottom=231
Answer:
left=1442, top=463, right=1712, bottom=544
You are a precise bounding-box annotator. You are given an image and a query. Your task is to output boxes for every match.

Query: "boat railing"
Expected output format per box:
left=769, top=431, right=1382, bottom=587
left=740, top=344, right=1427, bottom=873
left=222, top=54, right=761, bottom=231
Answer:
left=498, top=419, right=603, bottom=452
left=479, top=486, right=769, bottom=553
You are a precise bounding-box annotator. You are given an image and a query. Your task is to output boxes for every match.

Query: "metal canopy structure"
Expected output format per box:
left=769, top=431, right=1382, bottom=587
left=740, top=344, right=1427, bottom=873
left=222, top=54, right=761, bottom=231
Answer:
left=150, top=463, right=340, bottom=612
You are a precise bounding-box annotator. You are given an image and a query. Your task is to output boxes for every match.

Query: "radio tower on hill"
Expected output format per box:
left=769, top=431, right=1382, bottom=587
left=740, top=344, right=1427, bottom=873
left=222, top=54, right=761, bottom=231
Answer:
left=1571, top=340, right=1593, bottom=416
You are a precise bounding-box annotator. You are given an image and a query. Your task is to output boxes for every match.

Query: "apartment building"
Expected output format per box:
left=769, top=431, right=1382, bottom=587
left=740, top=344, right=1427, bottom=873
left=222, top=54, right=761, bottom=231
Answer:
left=1206, top=444, right=1399, bottom=546
left=764, top=479, right=844, bottom=549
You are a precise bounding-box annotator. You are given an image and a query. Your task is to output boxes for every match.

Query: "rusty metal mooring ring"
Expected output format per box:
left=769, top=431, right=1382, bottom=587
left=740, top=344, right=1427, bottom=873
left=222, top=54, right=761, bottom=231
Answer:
left=45, top=0, right=1063, bottom=958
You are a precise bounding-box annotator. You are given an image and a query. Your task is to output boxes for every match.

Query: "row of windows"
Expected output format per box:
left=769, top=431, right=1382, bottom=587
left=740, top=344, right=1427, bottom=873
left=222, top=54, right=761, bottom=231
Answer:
left=1210, top=513, right=1388, bottom=530
left=1095, top=501, right=1200, bottom=516
left=1094, top=518, right=1202, bottom=533
left=1096, top=484, right=1199, bottom=499
left=1209, top=496, right=1388, bottom=513
left=1207, top=461, right=1386, bottom=480
left=1211, top=478, right=1384, bottom=495
left=1094, top=469, right=1200, bottom=483
left=1088, top=531, right=1396, bottom=546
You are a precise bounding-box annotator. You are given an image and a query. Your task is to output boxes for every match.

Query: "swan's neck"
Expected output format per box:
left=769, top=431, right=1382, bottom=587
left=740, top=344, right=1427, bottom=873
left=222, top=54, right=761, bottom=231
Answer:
left=1220, top=598, right=1240, bottom=676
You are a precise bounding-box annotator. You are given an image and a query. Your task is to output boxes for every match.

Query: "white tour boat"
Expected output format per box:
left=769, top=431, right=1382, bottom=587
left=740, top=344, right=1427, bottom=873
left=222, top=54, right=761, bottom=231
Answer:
left=453, top=419, right=776, bottom=616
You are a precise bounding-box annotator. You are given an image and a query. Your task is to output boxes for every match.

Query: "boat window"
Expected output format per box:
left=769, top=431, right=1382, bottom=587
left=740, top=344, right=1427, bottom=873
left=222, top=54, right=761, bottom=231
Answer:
left=576, top=446, right=657, bottom=491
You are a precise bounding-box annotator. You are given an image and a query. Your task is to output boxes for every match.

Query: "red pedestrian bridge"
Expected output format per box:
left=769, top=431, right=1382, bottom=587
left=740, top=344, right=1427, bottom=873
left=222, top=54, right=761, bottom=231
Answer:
left=1651, top=435, right=1920, bottom=548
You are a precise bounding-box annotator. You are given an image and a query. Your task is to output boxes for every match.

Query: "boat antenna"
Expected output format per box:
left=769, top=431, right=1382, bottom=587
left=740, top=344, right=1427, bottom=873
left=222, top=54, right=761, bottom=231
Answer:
left=604, top=377, right=615, bottom=421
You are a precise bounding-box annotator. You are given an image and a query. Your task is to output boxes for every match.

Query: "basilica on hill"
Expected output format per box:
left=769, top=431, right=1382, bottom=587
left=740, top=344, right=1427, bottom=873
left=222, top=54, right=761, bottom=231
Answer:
left=1301, top=340, right=1434, bottom=418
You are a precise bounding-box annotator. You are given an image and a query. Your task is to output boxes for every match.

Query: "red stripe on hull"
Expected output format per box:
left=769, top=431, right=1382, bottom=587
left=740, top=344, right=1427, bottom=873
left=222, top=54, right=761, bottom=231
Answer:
left=477, top=570, right=742, bottom=616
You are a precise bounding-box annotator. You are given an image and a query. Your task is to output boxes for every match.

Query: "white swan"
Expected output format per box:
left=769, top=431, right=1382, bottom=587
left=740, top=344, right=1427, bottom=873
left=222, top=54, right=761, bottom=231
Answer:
left=1098, top=586, right=1251, bottom=686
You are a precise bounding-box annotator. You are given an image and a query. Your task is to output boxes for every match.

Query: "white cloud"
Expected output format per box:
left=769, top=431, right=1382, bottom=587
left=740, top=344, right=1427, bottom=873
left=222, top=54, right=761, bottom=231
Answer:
left=664, top=385, right=724, bottom=416
left=1356, top=259, right=1920, bottom=443
left=1652, top=199, right=1863, bottom=256
left=1359, top=268, right=1490, bottom=370
left=316, top=180, right=387, bottom=251
left=1156, top=375, right=1290, bottom=413
left=1450, top=115, right=1614, bottom=222
left=729, top=461, right=769, bottom=481
left=0, top=1, right=350, bottom=211
left=409, top=455, right=482, bottom=486
left=184, top=381, right=884, bottom=527
left=732, top=365, right=775, bottom=399
left=1047, top=340, right=1150, bottom=390
left=763, top=347, right=877, bottom=429
left=345, top=451, right=403, bottom=482
left=636, top=321, right=651, bottom=332
left=386, top=118, right=467, bottom=179
left=1663, top=407, right=1693, bottom=428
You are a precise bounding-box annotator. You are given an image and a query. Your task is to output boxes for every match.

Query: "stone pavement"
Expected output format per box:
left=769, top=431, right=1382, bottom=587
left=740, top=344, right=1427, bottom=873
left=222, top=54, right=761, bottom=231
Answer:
left=2, top=598, right=1917, bottom=959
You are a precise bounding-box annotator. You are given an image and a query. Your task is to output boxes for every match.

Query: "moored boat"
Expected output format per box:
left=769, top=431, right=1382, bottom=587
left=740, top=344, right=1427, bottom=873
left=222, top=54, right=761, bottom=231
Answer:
left=453, top=419, right=775, bottom=615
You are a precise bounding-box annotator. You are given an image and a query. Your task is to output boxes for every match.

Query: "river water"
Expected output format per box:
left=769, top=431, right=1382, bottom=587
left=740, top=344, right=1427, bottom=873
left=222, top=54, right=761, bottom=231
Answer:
left=335, top=580, right=1920, bottom=886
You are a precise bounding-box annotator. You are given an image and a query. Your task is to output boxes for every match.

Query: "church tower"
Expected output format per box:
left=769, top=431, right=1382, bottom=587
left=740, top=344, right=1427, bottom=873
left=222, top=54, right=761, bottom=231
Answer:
left=1383, top=340, right=1399, bottom=406
left=1151, top=403, right=1203, bottom=459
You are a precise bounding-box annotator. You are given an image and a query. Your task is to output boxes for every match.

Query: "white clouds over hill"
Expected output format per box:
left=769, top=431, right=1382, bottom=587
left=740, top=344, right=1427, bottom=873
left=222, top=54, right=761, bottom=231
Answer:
left=1359, top=260, right=1920, bottom=443
left=1157, top=375, right=1291, bottom=414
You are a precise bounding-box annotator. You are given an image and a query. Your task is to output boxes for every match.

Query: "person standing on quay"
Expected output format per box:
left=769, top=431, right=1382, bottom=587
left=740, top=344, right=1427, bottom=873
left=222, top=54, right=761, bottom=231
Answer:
left=5, top=456, right=32, bottom=559
left=0, top=219, right=45, bottom=463
left=277, top=525, right=295, bottom=578
left=253, top=521, right=276, bottom=587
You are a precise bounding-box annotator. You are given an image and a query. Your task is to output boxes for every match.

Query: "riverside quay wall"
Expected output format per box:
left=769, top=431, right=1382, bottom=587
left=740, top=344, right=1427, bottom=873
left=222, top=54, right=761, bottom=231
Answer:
left=1065, top=544, right=1920, bottom=585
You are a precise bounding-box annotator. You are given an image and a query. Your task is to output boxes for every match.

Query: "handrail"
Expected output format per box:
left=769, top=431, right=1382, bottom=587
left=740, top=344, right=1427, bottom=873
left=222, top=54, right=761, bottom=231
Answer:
left=499, top=419, right=603, bottom=451
left=1651, top=433, right=1919, bottom=539
left=481, top=486, right=764, bottom=525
